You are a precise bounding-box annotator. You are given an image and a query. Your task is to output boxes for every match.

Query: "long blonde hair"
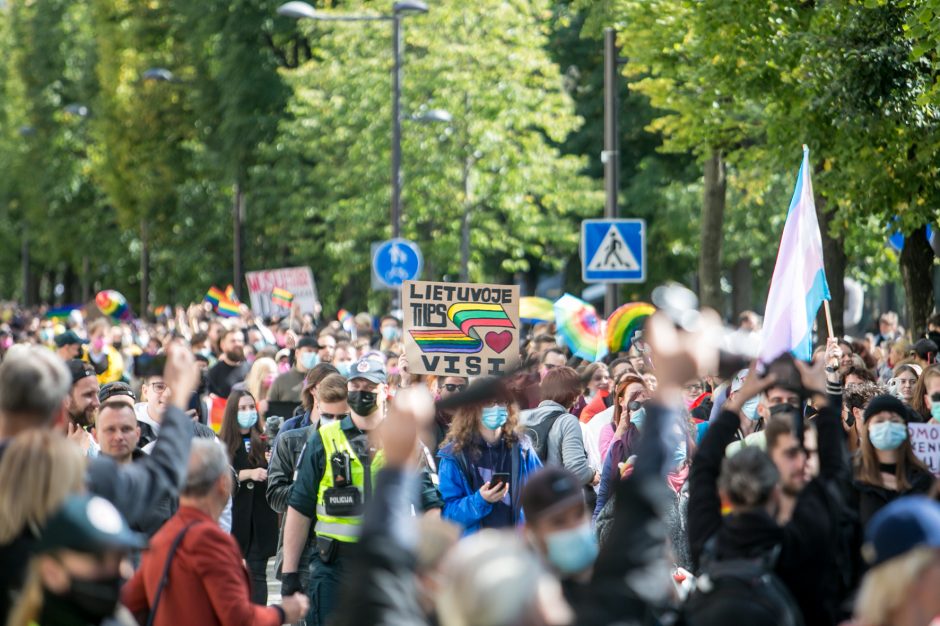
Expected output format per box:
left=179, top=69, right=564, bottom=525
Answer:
left=245, top=357, right=278, bottom=405
left=0, top=431, right=86, bottom=543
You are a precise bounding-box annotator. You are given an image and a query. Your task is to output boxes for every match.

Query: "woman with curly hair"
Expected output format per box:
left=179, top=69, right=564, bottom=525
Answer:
left=437, top=380, right=542, bottom=535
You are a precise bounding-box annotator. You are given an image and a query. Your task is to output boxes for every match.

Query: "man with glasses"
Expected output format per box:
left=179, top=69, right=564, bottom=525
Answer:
left=135, top=360, right=216, bottom=451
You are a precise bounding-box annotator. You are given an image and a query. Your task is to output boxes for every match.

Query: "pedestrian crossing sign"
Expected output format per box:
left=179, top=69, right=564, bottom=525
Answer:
left=581, top=219, right=646, bottom=283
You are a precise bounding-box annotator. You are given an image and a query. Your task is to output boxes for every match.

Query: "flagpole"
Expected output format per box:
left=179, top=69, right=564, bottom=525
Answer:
left=823, top=300, right=835, bottom=339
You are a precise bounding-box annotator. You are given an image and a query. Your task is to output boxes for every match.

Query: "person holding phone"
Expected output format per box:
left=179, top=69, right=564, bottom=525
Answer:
left=437, top=380, right=542, bottom=535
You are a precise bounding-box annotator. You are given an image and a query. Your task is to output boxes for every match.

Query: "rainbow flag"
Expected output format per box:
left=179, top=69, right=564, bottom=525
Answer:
left=224, top=285, right=240, bottom=305
left=553, top=294, right=607, bottom=362
left=410, top=303, right=514, bottom=354
left=205, top=286, right=225, bottom=307
left=271, top=287, right=294, bottom=309
left=217, top=299, right=240, bottom=318
left=337, top=309, right=353, bottom=324
left=606, top=302, right=655, bottom=353
left=45, top=305, right=80, bottom=321
left=520, top=297, right=555, bottom=324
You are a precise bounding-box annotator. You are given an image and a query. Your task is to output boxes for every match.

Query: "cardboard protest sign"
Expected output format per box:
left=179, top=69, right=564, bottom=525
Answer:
left=403, top=280, right=520, bottom=377
left=245, top=267, right=319, bottom=318
left=909, top=423, right=940, bottom=476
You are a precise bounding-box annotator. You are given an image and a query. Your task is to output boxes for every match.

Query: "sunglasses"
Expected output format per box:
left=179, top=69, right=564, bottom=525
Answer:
left=443, top=384, right=467, bottom=393
left=319, top=412, right=349, bottom=421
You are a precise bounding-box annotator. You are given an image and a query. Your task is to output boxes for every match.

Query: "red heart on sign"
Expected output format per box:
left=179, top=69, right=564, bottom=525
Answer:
left=485, top=330, right=513, bottom=354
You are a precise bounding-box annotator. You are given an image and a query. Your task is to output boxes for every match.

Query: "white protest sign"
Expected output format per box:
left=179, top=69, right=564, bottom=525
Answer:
left=909, top=423, right=940, bottom=476
left=245, top=267, right=319, bottom=318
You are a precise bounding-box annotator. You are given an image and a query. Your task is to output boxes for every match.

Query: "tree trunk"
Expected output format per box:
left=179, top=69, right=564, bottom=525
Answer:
left=140, top=218, right=150, bottom=318
left=698, top=149, right=726, bottom=312
left=900, top=224, right=935, bottom=337
left=814, top=192, right=845, bottom=340
left=233, top=181, right=245, bottom=300
left=731, top=258, right=752, bottom=318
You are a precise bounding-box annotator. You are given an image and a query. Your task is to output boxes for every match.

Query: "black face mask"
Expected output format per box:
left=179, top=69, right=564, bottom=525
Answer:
left=60, top=575, right=122, bottom=622
left=347, top=390, right=378, bottom=417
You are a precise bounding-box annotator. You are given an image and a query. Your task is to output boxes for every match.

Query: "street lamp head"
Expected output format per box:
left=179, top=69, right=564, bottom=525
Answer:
left=414, top=109, right=453, bottom=123
left=277, top=1, right=318, bottom=19
left=142, top=68, right=174, bottom=82
left=393, top=0, right=428, bottom=15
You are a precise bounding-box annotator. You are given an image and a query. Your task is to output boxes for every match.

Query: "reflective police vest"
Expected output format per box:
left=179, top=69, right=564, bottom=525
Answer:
left=315, top=420, right=385, bottom=543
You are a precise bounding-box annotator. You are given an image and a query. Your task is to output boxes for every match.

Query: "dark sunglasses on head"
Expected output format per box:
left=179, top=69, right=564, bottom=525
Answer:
left=444, top=383, right=467, bottom=393
left=320, top=412, right=349, bottom=421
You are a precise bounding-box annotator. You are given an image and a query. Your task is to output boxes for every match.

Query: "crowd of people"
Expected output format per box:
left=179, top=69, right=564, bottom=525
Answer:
left=0, top=300, right=937, bottom=626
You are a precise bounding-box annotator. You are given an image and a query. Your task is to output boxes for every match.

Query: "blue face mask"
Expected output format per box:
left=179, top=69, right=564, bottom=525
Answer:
left=742, top=396, right=760, bottom=421
left=868, top=421, right=908, bottom=451
left=629, top=407, right=645, bottom=430
left=381, top=326, right=400, bottom=341
left=545, top=522, right=599, bottom=575
left=931, top=402, right=940, bottom=422
left=237, top=410, right=258, bottom=429
left=300, top=351, right=319, bottom=370
left=335, top=361, right=353, bottom=377
left=481, top=405, right=508, bottom=430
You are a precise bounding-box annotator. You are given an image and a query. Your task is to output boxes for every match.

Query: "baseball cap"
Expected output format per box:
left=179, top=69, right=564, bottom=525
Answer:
left=54, top=330, right=87, bottom=348
left=67, top=360, right=96, bottom=385
left=863, top=394, right=911, bottom=423
left=37, top=494, right=147, bottom=554
left=521, top=466, right=584, bottom=523
left=99, top=381, right=136, bottom=404
left=862, top=496, right=940, bottom=567
left=347, top=357, right=387, bottom=384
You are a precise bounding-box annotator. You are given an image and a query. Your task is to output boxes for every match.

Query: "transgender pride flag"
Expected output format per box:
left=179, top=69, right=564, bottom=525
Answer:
left=759, top=147, right=831, bottom=363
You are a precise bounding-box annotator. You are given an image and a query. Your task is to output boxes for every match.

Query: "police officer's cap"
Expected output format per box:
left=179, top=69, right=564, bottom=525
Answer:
left=348, top=357, right=387, bottom=384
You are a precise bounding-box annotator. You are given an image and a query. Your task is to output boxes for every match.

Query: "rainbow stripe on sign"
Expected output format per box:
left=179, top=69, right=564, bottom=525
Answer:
left=410, top=303, right=513, bottom=354
left=409, top=329, right=482, bottom=353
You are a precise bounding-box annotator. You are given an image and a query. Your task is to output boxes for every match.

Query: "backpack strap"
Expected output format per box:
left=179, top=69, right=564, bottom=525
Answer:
left=146, top=521, right=202, bottom=626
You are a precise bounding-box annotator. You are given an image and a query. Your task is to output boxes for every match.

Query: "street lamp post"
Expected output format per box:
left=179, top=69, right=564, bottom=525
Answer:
left=278, top=1, right=440, bottom=241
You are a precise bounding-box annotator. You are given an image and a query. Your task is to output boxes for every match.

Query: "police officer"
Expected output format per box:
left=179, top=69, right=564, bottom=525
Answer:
left=280, top=357, right=389, bottom=626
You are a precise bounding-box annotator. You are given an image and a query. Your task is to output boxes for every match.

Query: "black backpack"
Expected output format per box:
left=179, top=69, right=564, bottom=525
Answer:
left=524, top=408, right=566, bottom=462
left=683, top=544, right=805, bottom=626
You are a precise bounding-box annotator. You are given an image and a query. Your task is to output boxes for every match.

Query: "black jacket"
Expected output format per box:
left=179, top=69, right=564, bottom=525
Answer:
left=688, top=402, right=848, bottom=626
left=850, top=466, right=935, bottom=529
left=231, top=438, right=279, bottom=559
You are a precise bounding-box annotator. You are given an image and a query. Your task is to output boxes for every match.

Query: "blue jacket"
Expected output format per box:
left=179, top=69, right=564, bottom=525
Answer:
left=438, top=437, right=542, bottom=535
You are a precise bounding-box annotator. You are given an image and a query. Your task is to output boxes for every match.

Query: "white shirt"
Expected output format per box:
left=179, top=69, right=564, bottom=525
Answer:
left=583, top=405, right=615, bottom=485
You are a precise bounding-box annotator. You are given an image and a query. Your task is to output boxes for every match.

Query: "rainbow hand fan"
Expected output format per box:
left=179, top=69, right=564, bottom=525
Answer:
left=553, top=294, right=608, bottom=362
left=606, top=302, right=655, bottom=353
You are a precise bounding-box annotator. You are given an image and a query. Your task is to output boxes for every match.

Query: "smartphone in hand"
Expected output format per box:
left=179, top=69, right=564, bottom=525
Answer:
left=490, top=472, right=510, bottom=490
